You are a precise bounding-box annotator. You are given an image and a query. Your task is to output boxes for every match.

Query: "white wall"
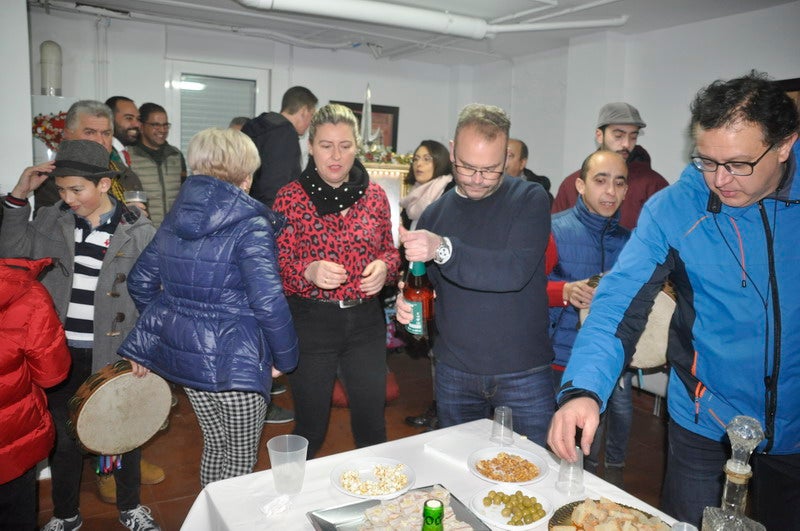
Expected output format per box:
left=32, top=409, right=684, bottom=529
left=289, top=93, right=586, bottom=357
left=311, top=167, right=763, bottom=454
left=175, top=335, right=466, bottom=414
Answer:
left=472, top=1, right=800, bottom=190
left=27, top=8, right=455, bottom=156
left=624, top=0, right=800, bottom=183
left=1, top=0, right=33, bottom=195
left=10, top=1, right=800, bottom=197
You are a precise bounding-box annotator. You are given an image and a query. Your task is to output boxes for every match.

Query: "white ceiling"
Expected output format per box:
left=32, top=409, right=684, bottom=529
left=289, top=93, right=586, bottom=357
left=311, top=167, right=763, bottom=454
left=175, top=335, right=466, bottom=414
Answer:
left=30, top=0, right=795, bottom=65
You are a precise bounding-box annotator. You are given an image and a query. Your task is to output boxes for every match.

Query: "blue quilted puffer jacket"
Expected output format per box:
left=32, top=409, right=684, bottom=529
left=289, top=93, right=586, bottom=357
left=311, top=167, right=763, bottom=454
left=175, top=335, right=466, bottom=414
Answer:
left=548, top=196, right=630, bottom=367
left=118, top=175, right=298, bottom=398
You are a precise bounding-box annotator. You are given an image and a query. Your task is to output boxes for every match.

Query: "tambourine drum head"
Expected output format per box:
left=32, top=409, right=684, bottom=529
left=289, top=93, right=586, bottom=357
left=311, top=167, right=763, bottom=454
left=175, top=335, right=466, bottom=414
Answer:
left=74, top=371, right=171, bottom=454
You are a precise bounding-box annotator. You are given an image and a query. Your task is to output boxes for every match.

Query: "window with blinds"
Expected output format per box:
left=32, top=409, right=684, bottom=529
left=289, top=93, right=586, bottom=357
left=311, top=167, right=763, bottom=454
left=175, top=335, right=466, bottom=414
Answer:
left=178, top=74, right=256, bottom=153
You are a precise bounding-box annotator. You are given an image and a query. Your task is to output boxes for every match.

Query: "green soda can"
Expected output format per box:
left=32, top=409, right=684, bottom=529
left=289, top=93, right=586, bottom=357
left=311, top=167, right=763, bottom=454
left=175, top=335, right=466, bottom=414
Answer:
left=421, top=498, right=444, bottom=530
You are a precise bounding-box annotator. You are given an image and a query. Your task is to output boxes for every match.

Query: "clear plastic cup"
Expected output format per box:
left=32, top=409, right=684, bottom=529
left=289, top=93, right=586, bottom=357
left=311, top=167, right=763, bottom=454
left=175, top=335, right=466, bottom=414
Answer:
left=267, top=434, right=308, bottom=495
left=555, top=446, right=585, bottom=496
left=490, top=406, right=514, bottom=446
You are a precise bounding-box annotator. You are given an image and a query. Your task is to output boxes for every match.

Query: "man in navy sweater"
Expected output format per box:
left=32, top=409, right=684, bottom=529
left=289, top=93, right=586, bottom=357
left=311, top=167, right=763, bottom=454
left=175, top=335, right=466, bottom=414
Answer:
left=397, top=103, right=554, bottom=446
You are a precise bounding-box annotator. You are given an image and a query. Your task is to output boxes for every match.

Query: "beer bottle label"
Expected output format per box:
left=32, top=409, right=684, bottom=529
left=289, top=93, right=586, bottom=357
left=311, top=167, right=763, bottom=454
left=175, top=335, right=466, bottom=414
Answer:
left=406, top=300, right=424, bottom=336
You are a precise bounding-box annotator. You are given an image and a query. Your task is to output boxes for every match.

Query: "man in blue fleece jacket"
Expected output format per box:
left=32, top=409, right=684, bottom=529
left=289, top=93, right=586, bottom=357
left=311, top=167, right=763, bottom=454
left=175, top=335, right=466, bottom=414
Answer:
left=548, top=72, right=800, bottom=528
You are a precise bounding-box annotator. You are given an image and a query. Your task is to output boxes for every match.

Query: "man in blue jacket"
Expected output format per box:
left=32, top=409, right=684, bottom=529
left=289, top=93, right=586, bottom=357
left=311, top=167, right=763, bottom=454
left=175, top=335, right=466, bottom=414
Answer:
left=547, top=72, right=800, bottom=528
left=547, top=150, right=630, bottom=487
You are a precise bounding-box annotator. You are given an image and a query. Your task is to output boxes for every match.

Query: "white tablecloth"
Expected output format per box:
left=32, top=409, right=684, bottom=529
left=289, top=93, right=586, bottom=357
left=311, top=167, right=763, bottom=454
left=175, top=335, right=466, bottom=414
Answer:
left=182, top=419, right=674, bottom=530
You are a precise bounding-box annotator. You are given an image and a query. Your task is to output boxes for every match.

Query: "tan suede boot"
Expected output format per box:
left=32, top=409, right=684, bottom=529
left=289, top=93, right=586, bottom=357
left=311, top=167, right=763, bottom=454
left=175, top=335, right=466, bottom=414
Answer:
left=96, top=459, right=166, bottom=503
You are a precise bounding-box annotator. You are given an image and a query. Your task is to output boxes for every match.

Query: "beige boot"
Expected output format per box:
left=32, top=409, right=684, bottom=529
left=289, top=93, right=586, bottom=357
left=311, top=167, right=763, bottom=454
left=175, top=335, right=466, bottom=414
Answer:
left=96, top=459, right=166, bottom=504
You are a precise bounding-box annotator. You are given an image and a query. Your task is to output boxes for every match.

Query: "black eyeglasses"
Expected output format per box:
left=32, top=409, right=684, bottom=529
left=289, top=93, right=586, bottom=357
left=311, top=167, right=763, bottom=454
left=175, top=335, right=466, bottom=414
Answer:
left=691, top=143, right=774, bottom=176
left=452, top=162, right=504, bottom=181
left=144, top=122, right=171, bottom=129
left=412, top=155, right=433, bottom=163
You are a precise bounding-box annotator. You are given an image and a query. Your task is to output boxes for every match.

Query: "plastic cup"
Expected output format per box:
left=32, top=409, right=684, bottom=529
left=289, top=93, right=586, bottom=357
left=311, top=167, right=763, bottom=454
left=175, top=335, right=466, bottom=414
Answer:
left=267, top=434, right=308, bottom=495
left=490, top=406, right=514, bottom=446
left=672, top=523, right=699, bottom=531
left=123, top=190, right=148, bottom=204
left=555, top=446, right=585, bottom=496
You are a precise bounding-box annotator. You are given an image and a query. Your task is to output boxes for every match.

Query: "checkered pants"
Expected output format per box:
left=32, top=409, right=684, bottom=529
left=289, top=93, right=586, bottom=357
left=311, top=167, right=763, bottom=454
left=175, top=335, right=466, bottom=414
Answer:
left=184, top=387, right=267, bottom=487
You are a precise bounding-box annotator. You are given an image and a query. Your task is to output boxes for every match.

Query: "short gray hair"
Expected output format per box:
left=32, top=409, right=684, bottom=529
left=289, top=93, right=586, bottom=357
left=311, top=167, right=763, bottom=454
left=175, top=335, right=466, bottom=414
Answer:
left=187, top=127, right=260, bottom=186
left=454, top=103, right=510, bottom=143
left=308, top=104, right=361, bottom=145
left=65, top=100, right=114, bottom=132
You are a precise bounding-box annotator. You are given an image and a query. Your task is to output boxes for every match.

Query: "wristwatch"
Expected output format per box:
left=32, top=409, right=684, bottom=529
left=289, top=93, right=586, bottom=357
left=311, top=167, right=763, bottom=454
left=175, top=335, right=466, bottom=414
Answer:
left=434, top=237, right=452, bottom=264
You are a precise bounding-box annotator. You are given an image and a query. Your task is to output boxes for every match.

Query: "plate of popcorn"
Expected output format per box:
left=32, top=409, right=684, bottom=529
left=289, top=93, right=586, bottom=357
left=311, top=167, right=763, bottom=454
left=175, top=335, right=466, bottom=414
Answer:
left=467, top=447, right=549, bottom=486
left=331, top=457, right=416, bottom=500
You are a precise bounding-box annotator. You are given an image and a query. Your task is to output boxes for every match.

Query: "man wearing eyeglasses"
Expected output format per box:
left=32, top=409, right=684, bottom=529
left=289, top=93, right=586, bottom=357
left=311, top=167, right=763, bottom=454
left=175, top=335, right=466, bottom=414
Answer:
left=128, top=103, right=187, bottom=228
left=548, top=72, right=800, bottom=529
left=397, top=103, right=555, bottom=447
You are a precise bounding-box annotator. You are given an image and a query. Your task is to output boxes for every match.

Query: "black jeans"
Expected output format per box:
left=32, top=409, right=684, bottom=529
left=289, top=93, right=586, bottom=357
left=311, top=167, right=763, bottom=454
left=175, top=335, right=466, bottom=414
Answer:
left=751, top=447, right=800, bottom=529
left=0, top=466, right=36, bottom=531
left=662, top=419, right=800, bottom=529
left=47, top=347, right=141, bottom=517
left=287, top=297, right=387, bottom=459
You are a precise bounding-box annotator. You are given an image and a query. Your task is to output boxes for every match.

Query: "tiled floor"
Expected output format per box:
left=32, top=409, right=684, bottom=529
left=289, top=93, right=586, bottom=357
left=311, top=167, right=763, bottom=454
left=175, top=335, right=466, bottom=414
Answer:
left=36, top=351, right=667, bottom=530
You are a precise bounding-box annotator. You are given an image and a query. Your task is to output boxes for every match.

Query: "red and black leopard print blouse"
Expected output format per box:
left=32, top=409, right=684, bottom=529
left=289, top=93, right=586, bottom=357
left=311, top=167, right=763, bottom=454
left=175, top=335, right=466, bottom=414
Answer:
left=273, top=180, right=400, bottom=300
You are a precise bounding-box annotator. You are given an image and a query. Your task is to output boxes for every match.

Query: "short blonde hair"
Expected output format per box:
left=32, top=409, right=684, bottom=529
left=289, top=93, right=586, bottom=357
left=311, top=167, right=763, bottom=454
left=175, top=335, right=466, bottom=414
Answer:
left=187, top=127, right=260, bottom=185
left=308, top=104, right=361, bottom=145
left=454, top=103, right=510, bottom=143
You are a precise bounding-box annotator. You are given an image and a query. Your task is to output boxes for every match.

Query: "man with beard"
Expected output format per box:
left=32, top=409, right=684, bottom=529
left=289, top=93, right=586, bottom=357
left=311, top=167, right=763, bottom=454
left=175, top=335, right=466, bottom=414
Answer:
left=128, top=103, right=187, bottom=227
left=105, top=96, right=141, bottom=167
left=33, top=100, right=145, bottom=215
left=552, top=102, right=668, bottom=230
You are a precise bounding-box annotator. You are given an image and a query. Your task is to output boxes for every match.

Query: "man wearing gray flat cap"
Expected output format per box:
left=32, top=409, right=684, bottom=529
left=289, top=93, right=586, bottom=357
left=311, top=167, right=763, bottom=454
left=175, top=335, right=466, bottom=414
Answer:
left=1, top=140, right=161, bottom=531
left=552, top=102, right=668, bottom=230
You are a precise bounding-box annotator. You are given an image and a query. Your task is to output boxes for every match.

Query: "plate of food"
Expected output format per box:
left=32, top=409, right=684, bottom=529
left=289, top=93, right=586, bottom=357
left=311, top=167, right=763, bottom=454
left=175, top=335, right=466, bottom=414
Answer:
left=548, top=498, right=670, bottom=530
left=330, top=457, right=415, bottom=500
left=470, top=485, right=554, bottom=530
left=307, top=484, right=488, bottom=530
left=467, top=447, right=549, bottom=486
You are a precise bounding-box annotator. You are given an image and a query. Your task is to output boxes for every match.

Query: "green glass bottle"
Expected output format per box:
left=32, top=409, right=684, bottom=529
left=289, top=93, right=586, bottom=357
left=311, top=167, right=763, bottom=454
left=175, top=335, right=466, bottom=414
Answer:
left=421, top=498, right=444, bottom=530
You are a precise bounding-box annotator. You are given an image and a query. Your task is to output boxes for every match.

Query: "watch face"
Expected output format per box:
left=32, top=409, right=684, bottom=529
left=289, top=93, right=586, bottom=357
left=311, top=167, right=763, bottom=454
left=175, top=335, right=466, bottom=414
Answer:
left=436, top=242, right=451, bottom=262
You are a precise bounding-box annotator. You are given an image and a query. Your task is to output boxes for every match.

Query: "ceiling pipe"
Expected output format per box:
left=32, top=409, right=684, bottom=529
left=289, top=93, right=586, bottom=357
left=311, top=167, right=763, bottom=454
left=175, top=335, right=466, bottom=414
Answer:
left=236, top=0, right=629, bottom=41
left=29, top=0, right=358, bottom=49
left=489, top=16, right=628, bottom=35
left=236, top=0, right=489, bottom=40
left=521, top=0, right=625, bottom=24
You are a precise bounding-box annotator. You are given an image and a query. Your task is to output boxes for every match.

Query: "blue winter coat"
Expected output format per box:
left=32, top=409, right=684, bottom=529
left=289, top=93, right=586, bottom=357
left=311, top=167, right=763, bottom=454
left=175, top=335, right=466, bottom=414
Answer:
left=548, top=196, right=630, bottom=367
left=560, top=141, right=800, bottom=454
left=118, top=175, right=299, bottom=398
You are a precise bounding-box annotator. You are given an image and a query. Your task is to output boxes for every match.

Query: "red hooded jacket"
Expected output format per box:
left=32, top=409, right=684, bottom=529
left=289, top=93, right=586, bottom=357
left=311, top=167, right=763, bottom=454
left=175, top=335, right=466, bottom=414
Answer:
left=0, top=257, right=70, bottom=484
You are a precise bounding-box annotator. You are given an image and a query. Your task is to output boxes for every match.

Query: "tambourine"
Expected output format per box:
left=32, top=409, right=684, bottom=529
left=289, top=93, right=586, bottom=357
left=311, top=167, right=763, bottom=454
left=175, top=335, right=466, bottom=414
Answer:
left=67, top=360, right=171, bottom=454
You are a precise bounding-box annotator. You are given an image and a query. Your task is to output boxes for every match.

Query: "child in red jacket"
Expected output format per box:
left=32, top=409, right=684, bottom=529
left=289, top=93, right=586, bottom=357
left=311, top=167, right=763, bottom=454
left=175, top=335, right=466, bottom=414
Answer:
left=0, top=257, right=70, bottom=530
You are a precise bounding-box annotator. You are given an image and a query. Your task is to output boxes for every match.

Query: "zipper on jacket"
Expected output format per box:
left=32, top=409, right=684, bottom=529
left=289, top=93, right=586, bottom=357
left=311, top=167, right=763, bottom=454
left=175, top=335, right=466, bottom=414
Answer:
left=758, top=201, right=781, bottom=452
left=690, top=351, right=706, bottom=423
left=694, top=382, right=707, bottom=424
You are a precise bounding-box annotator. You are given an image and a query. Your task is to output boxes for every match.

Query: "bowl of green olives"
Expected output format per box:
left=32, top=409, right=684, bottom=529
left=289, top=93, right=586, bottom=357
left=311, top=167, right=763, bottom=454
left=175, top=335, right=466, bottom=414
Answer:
left=469, top=486, right=553, bottom=529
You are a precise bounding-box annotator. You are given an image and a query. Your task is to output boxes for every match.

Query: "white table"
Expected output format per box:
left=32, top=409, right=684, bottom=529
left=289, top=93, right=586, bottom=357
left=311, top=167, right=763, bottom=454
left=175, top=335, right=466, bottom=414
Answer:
left=182, top=419, right=674, bottom=530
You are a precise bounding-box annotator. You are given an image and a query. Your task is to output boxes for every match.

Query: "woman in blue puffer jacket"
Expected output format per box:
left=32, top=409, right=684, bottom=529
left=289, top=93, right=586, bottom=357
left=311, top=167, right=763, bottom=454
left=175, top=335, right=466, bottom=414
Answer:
left=119, top=127, right=299, bottom=487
